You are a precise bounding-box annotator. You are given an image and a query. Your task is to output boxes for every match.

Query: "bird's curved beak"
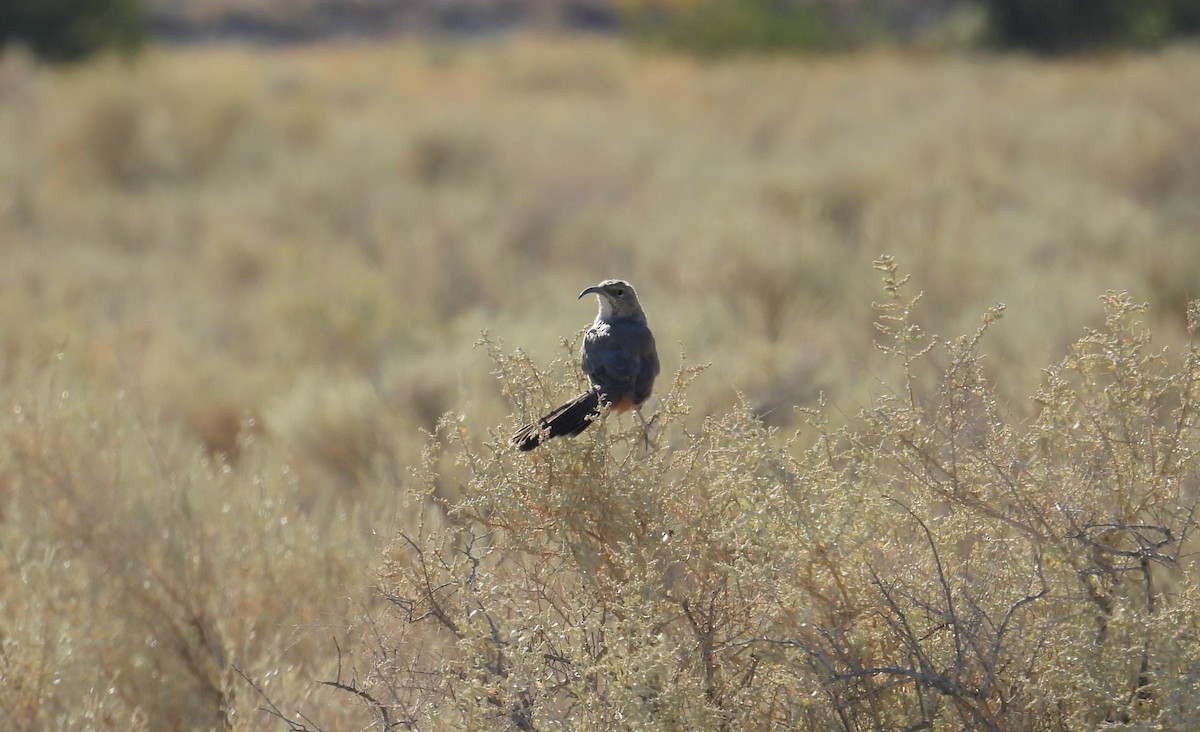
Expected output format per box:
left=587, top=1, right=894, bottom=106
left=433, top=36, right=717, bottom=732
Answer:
left=578, top=285, right=602, bottom=300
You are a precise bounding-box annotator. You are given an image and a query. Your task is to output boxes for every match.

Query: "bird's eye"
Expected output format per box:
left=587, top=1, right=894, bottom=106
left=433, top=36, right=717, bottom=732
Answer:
left=613, top=288, right=625, bottom=297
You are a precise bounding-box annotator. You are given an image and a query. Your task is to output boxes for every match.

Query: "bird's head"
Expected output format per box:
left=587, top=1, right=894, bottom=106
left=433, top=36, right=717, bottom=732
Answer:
left=579, top=279, right=645, bottom=322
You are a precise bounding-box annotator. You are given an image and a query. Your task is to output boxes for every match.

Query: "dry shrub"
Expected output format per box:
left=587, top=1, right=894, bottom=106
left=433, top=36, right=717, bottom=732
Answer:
left=265, top=373, right=391, bottom=492
left=323, top=261, right=1200, bottom=730
left=59, top=76, right=252, bottom=188
left=406, top=127, right=494, bottom=187
left=0, top=356, right=379, bottom=730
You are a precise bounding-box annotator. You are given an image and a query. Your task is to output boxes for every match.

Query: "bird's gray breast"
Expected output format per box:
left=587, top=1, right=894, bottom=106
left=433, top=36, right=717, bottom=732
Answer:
left=581, top=318, right=659, bottom=404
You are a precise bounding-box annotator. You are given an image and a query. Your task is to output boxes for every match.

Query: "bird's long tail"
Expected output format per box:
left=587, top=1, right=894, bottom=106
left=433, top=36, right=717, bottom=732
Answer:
left=511, top=391, right=601, bottom=451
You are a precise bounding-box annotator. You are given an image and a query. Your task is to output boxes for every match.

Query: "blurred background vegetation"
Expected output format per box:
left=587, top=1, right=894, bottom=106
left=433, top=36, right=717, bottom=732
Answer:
left=3, top=0, right=1200, bottom=729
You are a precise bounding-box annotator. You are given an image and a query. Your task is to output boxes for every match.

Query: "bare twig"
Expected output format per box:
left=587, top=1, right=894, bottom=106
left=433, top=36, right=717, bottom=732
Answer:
left=232, top=664, right=322, bottom=732
left=319, top=638, right=398, bottom=730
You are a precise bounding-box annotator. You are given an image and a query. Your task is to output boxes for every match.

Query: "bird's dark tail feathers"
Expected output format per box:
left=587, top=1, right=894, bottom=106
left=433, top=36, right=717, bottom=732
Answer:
left=511, top=391, right=601, bottom=451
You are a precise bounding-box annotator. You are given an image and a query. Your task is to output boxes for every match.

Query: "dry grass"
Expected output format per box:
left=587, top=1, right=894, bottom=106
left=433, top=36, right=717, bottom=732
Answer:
left=1, top=36, right=1199, bottom=729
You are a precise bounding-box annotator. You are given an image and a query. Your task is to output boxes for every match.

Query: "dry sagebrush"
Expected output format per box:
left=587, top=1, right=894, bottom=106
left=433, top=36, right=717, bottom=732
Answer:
left=321, top=261, right=1200, bottom=730
left=0, top=358, right=384, bottom=730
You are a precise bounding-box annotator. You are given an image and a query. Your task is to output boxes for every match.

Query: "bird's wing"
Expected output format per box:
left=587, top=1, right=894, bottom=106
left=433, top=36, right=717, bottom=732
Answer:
left=632, top=329, right=660, bottom=405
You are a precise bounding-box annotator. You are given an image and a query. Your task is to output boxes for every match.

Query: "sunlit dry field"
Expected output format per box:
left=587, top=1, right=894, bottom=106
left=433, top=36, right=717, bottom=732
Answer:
left=2, top=36, right=1200, bottom=729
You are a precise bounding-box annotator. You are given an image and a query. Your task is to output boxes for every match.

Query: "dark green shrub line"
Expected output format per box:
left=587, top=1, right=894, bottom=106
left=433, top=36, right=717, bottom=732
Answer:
left=621, top=0, right=1200, bottom=56
left=982, top=0, right=1200, bottom=54
left=0, top=0, right=145, bottom=62
left=6, top=0, right=1200, bottom=62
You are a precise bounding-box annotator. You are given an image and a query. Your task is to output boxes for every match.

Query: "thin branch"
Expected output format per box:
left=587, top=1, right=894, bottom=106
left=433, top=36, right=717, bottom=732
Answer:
left=232, top=664, right=322, bottom=732
left=319, top=638, right=399, bottom=730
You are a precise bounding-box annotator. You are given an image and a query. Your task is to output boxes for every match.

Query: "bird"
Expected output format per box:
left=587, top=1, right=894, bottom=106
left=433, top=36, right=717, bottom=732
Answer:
left=511, top=279, right=660, bottom=451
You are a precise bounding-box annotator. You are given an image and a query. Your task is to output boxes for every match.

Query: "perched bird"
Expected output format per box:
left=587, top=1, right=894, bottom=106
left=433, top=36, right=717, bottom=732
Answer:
left=511, top=279, right=659, bottom=451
